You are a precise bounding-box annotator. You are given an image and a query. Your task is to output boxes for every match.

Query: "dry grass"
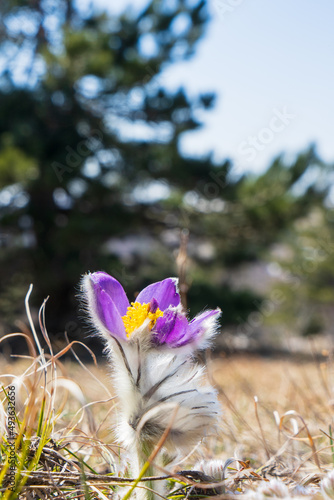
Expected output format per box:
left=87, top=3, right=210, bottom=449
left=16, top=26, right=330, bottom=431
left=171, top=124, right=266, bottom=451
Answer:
left=212, top=354, right=334, bottom=458
left=1, top=294, right=334, bottom=498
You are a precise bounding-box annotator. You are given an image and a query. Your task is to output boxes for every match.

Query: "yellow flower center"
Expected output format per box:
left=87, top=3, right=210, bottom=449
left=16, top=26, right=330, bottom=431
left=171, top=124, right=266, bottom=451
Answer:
left=122, top=302, right=163, bottom=337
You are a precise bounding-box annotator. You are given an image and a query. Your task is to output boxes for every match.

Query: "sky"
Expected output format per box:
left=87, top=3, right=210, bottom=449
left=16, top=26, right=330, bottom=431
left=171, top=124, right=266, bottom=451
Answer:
left=96, top=0, right=334, bottom=174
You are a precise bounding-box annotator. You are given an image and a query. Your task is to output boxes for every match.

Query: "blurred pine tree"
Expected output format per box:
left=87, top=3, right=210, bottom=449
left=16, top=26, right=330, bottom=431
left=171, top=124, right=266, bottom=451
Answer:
left=0, top=1, right=332, bottom=348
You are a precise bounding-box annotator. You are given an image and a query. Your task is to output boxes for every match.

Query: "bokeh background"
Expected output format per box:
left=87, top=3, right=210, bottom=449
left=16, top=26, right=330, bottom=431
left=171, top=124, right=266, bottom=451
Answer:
left=1, top=0, right=334, bottom=355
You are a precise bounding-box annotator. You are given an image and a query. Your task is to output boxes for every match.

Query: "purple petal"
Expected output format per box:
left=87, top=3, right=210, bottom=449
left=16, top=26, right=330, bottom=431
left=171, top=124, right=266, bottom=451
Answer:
left=153, top=309, right=189, bottom=347
left=96, top=289, right=127, bottom=339
left=188, top=308, right=221, bottom=340
left=148, top=298, right=159, bottom=313
left=90, top=271, right=129, bottom=316
left=84, top=273, right=127, bottom=339
left=154, top=308, right=221, bottom=348
left=136, top=278, right=180, bottom=311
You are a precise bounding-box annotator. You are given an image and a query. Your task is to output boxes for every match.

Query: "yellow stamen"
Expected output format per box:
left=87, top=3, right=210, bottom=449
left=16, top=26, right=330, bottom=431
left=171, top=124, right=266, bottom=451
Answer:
left=122, top=302, right=163, bottom=337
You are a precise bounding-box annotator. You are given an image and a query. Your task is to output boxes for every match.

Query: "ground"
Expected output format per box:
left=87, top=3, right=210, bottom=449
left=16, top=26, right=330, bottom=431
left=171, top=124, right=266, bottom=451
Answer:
left=1, top=344, right=334, bottom=499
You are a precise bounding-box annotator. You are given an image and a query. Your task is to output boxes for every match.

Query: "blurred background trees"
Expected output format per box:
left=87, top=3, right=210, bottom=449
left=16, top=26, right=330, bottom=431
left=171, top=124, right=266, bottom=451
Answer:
left=0, top=0, right=333, bottom=352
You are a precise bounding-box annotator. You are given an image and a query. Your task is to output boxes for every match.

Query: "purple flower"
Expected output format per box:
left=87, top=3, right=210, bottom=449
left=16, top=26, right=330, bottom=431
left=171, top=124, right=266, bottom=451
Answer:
left=82, top=271, right=221, bottom=349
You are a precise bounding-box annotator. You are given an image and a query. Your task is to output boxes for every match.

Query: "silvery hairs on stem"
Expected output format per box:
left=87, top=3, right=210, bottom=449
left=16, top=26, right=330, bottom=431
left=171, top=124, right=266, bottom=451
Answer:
left=81, top=272, right=222, bottom=467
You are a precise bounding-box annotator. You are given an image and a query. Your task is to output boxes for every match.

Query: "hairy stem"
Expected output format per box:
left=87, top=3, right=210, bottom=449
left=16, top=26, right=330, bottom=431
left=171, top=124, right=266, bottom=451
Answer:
left=130, top=442, right=164, bottom=500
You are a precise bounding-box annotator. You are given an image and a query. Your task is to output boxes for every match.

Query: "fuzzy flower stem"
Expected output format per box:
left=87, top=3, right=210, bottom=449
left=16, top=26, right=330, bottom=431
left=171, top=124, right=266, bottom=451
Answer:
left=123, top=457, right=153, bottom=500
left=130, top=446, right=156, bottom=500
left=124, top=407, right=178, bottom=500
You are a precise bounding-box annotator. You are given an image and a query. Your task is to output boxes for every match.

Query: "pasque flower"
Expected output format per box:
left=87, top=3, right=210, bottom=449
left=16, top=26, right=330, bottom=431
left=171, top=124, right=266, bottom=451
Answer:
left=83, top=271, right=220, bottom=350
left=82, top=271, right=221, bottom=498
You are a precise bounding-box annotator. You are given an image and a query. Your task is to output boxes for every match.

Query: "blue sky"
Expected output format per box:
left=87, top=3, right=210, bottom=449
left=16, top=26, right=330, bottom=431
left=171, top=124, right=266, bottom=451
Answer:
left=100, top=0, right=334, bottom=174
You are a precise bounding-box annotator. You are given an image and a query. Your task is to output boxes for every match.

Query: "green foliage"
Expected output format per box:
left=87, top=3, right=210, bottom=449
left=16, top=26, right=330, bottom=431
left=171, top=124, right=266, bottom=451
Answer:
left=266, top=201, right=334, bottom=336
